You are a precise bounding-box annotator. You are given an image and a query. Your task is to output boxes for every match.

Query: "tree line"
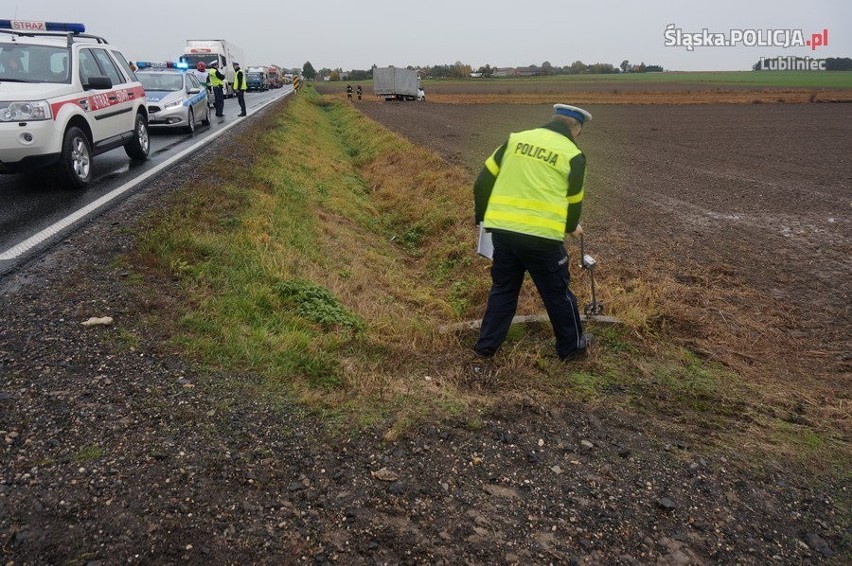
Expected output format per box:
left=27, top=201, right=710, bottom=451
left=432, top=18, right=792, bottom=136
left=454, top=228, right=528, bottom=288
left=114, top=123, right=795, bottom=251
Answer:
left=301, top=60, right=665, bottom=81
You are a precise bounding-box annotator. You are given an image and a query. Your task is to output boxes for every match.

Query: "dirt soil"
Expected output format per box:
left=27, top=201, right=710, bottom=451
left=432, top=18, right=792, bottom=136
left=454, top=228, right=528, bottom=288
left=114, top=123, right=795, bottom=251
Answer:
left=1, top=100, right=849, bottom=564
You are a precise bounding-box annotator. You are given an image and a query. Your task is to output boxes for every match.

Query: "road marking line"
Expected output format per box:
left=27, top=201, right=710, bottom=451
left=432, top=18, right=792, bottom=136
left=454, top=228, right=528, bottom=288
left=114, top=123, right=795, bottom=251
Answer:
left=0, top=90, right=291, bottom=262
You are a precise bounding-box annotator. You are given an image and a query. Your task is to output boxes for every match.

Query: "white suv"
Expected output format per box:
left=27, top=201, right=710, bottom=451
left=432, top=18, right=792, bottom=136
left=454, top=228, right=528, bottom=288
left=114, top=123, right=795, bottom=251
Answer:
left=0, top=21, right=149, bottom=188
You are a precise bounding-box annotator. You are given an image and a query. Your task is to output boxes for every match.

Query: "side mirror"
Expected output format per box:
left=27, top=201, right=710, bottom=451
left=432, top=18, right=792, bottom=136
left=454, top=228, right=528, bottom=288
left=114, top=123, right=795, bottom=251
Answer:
left=86, top=76, right=113, bottom=90
left=188, top=87, right=201, bottom=94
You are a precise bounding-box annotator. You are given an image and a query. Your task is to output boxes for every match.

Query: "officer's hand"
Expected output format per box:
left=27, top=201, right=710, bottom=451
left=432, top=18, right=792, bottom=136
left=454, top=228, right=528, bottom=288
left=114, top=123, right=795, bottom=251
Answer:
left=569, top=225, right=583, bottom=238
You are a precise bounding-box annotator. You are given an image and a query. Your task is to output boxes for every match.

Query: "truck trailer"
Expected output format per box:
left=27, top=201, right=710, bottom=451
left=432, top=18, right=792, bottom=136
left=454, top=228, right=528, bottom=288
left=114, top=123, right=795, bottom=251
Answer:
left=180, top=39, right=245, bottom=97
left=372, top=66, right=425, bottom=101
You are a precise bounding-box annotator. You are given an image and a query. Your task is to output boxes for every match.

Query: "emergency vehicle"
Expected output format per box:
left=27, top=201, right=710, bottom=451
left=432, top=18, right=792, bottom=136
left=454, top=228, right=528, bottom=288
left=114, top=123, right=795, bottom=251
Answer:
left=0, top=20, right=149, bottom=189
left=135, top=61, right=209, bottom=133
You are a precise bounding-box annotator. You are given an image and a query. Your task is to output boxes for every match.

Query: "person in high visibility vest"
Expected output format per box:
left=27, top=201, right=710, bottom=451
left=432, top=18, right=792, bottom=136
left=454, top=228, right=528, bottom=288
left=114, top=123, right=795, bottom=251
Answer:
left=233, top=62, right=247, bottom=117
left=473, top=103, right=594, bottom=361
left=207, top=61, right=226, bottom=117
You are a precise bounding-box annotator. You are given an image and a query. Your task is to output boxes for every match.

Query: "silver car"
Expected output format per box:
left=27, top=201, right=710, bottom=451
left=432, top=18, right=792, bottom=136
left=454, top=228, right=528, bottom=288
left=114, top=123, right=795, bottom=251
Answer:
left=137, top=69, right=209, bottom=133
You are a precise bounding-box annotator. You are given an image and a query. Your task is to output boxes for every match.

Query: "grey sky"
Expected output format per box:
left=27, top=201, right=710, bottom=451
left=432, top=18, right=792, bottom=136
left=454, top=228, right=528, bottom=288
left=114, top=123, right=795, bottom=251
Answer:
left=12, top=0, right=851, bottom=71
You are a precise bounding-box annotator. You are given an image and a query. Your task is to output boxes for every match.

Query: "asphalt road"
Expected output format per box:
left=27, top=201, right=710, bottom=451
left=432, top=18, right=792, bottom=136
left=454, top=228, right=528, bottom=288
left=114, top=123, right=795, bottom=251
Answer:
left=0, top=87, right=292, bottom=276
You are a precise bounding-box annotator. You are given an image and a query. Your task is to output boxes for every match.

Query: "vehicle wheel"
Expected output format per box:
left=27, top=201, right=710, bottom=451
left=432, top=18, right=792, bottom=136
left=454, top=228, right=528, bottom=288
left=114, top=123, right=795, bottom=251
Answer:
left=52, top=126, right=92, bottom=189
left=124, top=113, right=150, bottom=160
left=185, top=108, right=196, bottom=134
left=201, top=104, right=210, bottom=126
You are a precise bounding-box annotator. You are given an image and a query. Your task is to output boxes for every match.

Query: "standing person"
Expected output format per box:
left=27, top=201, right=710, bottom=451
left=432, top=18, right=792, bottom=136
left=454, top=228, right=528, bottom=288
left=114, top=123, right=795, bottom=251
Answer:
left=192, top=62, right=211, bottom=108
left=192, top=62, right=208, bottom=86
left=473, top=104, right=594, bottom=361
left=346, top=83, right=353, bottom=101
left=356, top=85, right=362, bottom=100
left=208, top=61, right=226, bottom=117
left=233, top=62, right=247, bottom=117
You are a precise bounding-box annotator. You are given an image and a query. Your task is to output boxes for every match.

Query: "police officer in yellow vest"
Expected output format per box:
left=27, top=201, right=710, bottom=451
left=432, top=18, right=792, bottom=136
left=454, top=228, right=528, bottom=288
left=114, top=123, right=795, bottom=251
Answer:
left=233, top=62, right=247, bottom=117
left=474, top=103, right=593, bottom=360
left=207, top=61, right=226, bottom=117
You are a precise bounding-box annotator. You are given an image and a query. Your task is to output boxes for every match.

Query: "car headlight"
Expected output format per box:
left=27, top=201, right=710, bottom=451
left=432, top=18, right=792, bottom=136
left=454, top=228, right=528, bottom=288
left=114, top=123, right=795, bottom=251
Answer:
left=163, top=99, right=184, bottom=109
left=0, top=100, right=52, bottom=122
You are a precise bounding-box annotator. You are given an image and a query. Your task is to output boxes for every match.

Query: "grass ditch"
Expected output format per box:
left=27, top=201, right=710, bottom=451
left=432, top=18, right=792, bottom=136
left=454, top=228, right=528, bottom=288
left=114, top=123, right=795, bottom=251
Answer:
left=131, top=85, right=843, bottom=468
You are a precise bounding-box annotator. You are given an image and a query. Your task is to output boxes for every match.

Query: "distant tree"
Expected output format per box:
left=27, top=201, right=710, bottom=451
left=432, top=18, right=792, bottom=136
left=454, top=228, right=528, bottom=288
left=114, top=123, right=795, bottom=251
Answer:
left=588, top=62, right=618, bottom=74
left=448, top=61, right=470, bottom=79
left=569, top=60, right=587, bottom=74
left=349, top=69, right=371, bottom=81
left=645, top=64, right=664, bottom=72
left=540, top=61, right=554, bottom=76
left=329, top=70, right=340, bottom=81
left=477, top=64, right=493, bottom=77
left=825, top=57, right=852, bottom=70
left=429, top=64, right=452, bottom=78
left=302, top=61, right=316, bottom=80
left=620, top=59, right=630, bottom=73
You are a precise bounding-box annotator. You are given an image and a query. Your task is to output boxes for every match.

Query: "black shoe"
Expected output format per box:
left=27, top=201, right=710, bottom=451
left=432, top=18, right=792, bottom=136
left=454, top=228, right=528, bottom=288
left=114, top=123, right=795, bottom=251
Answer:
left=473, top=346, right=495, bottom=359
left=238, top=113, right=247, bottom=117
left=559, top=333, right=594, bottom=361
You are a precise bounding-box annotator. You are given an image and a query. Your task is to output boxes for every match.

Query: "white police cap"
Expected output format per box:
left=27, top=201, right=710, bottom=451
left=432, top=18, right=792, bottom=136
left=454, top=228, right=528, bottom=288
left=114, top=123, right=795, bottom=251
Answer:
left=553, top=104, right=592, bottom=124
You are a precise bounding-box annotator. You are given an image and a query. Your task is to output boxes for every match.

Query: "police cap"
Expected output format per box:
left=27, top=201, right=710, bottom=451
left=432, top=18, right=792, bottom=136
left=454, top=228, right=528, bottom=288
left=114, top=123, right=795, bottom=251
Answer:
left=553, top=104, right=592, bottom=124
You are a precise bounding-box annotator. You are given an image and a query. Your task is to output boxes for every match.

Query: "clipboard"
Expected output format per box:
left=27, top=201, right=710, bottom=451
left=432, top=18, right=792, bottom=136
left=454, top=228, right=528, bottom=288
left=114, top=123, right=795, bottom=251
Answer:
left=477, top=224, right=493, bottom=260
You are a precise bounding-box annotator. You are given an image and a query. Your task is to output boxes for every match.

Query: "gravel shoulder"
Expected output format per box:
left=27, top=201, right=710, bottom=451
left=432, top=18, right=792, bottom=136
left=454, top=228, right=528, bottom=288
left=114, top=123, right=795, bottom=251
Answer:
left=0, top=99, right=849, bottom=564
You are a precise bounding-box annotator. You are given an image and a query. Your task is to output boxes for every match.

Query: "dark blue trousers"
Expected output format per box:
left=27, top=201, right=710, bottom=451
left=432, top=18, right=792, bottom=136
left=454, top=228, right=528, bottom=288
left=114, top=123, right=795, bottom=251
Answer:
left=213, top=86, right=224, bottom=116
left=475, top=231, right=584, bottom=358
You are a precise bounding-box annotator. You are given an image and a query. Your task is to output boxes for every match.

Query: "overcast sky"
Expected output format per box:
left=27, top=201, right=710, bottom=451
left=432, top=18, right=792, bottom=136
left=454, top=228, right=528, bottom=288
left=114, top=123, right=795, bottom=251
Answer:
left=11, top=0, right=851, bottom=71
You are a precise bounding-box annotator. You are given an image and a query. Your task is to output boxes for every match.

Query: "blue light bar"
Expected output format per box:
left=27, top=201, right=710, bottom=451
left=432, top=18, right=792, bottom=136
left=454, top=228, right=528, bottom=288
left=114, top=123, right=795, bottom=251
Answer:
left=0, top=20, right=86, bottom=33
left=135, top=61, right=181, bottom=70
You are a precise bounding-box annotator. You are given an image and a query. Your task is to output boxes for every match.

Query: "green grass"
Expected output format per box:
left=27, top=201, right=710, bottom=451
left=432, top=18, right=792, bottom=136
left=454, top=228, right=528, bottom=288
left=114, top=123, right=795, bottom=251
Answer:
left=74, top=445, right=105, bottom=463
left=425, top=71, right=852, bottom=89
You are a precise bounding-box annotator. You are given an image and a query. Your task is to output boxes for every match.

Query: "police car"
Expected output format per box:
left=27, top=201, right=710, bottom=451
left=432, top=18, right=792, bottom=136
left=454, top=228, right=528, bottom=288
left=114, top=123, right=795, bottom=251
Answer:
left=135, top=62, right=209, bottom=133
left=0, top=20, right=149, bottom=189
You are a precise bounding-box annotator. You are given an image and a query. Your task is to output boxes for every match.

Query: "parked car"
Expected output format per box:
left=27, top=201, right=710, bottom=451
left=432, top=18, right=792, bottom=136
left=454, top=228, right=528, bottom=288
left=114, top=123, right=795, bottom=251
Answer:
left=136, top=63, right=209, bottom=133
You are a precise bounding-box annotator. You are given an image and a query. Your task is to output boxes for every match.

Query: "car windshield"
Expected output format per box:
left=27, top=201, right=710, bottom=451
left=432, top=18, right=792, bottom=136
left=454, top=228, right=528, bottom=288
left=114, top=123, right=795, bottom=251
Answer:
left=181, top=54, right=217, bottom=68
left=247, top=73, right=263, bottom=79
left=0, top=43, right=71, bottom=83
left=138, top=72, right=184, bottom=91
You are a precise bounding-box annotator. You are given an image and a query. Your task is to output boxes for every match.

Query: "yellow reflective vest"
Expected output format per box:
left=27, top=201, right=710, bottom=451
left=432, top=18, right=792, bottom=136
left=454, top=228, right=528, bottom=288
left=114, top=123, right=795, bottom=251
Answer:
left=208, top=68, right=224, bottom=88
left=482, top=127, right=584, bottom=241
left=234, top=69, right=247, bottom=91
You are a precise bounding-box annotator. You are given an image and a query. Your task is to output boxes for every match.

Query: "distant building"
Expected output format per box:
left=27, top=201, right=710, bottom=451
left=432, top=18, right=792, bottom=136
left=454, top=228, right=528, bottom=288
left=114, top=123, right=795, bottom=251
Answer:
left=492, top=67, right=514, bottom=77
left=514, top=66, right=539, bottom=77
left=470, top=72, right=482, bottom=78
